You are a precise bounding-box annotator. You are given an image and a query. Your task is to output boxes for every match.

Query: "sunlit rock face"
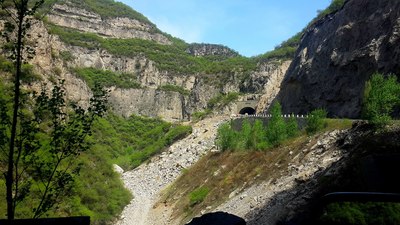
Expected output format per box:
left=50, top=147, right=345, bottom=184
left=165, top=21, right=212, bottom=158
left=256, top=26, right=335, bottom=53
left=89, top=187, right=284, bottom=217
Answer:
left=48, top=3, right=171, bottom=44
left=277, top=0, right=400, bottom=118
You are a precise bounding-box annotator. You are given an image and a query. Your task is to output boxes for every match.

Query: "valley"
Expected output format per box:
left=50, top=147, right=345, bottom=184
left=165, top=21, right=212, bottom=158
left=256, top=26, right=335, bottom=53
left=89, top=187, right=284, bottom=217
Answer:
left=117, top=116, right=227, bottom=225
left=1, top=0, right=400, bottom=224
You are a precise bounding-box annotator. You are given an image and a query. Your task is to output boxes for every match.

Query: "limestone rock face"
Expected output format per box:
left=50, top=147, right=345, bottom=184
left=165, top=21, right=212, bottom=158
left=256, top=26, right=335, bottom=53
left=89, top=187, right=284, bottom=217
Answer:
left=69, top=46, right=197, bottom=90
left=48, top=3, right=171, bottom=44
left=109, top=87, right=187, bottom=122
left=277, top=0, right=400, bottom=118
left=1, top=1, right=289, bottom=122
left=253, top=61, right=291, bottom=113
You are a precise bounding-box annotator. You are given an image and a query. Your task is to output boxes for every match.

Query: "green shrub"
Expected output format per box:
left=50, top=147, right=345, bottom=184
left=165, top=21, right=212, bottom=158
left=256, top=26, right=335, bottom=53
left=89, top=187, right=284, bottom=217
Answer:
left=216, top=110, right=300, bottom=152
left=0, top=59, right=41, bottom=83
left=207, top=92, right=240, bottom=110
left=286, top=115, right=299, bottom=138
left=266, top=102, right=287, bottom=146
left=164, top=125, right=192, bottom=145
left=189, top=187, right=209, bottom=206
left=59, top=51, right=75, bottom=62
left=317, top=0, right=346, bottom=18
left=362, top=73, right=400, bottom=129
left=74, top=67, right=141, bottom=89
left=192, top=109, right=212, bottom=122
left=0, top=56, right=14, bottom=73
left=21, top=63, right=42, bottom=83
left=306, top=109, right=328, bottom=134
left=237, top=119, right=252, bottom=150
left=158, top=84, right=190, bottom=96
left=251, top=119, right=269, bottom=150
left=216, top=123, right=238, bottom=151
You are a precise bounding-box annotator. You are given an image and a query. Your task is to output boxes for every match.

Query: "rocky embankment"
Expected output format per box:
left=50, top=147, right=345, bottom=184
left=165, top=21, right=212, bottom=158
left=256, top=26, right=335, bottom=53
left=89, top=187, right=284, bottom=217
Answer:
left=216, top=129, right=351, bottom=225
left=115, top=117, right=366, bottom=225
left=115, top=116, right=229, bottom=225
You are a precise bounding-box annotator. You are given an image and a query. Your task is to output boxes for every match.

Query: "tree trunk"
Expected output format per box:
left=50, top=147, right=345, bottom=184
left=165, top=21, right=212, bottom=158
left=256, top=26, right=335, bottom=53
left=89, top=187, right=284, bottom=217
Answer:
left=6, top=4, right=26, bottom=220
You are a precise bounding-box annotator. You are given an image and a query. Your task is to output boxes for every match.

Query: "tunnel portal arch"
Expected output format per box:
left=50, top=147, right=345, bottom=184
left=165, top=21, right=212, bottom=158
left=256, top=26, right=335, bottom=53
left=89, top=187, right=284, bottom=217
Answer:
left=239, top=107, right=256, bottom=115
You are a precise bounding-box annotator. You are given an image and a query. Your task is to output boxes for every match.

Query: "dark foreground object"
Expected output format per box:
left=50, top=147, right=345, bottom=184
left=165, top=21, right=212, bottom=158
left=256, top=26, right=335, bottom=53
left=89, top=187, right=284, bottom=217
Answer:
left=186, top=211, right=246, bottom=225
left=0, top=216, right=90, bottom=225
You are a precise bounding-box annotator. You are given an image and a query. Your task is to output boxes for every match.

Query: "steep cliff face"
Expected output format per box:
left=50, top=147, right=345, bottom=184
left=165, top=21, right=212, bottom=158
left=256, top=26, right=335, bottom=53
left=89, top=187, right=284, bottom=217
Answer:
left=26, top=22, right=192, bottom=121
left=253, top=61, right=291, bottom=113
left=277, top=0, right=400, bottom=118
left=48, top=3, right=171, bottom=44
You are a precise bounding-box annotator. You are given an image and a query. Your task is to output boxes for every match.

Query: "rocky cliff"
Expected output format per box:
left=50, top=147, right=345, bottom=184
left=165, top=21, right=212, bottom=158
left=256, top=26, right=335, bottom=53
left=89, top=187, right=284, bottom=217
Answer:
left=3, top=0, right=289, bottom=122
left=48, top=3, right=171, bottom=44
left=277, top=0, right=400, bottom=118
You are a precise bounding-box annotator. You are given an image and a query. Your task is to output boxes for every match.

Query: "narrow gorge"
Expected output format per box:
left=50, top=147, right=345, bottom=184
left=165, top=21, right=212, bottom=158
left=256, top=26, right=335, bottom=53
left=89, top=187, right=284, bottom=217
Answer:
left=1, top=0, right=400, bottom=224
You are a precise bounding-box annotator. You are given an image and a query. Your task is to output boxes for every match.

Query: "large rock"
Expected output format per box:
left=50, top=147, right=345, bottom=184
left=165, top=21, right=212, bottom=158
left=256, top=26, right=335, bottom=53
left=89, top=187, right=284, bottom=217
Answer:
left=277, top=0, right=400, bottom=118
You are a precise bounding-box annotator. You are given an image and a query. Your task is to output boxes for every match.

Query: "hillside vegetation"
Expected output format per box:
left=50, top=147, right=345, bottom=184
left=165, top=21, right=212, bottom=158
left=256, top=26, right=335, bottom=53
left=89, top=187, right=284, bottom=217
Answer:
left=74, top=67, right=142, bottom=89
left=0, top=68, right=191, bottom=224
left=47, top=24, right=257, bottom=76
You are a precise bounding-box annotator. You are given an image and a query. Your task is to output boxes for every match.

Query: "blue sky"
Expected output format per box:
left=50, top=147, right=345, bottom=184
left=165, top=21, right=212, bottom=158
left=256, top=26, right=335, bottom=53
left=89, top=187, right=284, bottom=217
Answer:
left=118, top=0, right=332, bottom=57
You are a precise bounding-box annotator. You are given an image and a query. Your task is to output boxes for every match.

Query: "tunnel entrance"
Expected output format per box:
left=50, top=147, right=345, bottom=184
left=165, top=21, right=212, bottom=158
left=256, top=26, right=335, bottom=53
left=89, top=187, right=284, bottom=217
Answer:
left=239, top=107, right=256, bottom=115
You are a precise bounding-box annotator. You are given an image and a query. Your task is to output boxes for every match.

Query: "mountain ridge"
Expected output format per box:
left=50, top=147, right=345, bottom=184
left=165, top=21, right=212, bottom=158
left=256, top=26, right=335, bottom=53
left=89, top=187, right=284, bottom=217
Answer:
left=30, top=0, right=290, bottom=122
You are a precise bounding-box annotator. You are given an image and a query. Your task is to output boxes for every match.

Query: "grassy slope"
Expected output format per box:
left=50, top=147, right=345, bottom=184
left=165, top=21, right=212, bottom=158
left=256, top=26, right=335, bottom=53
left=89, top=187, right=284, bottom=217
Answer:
left=0, top=111, right=191, bottom=224
left=0, top=69, right=192, bottom=224
left=74, top=67, right=142, bottom=89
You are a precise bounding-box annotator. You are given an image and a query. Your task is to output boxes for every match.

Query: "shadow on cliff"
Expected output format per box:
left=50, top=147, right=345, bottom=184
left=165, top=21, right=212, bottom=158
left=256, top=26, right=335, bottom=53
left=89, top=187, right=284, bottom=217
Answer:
left=245, top=122, right=400, bottom=225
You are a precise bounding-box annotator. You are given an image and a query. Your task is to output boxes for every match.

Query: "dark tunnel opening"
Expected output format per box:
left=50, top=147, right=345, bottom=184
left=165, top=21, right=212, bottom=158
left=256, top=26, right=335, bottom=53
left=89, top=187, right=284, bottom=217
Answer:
left=239, top=107, right=256, bottom=115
